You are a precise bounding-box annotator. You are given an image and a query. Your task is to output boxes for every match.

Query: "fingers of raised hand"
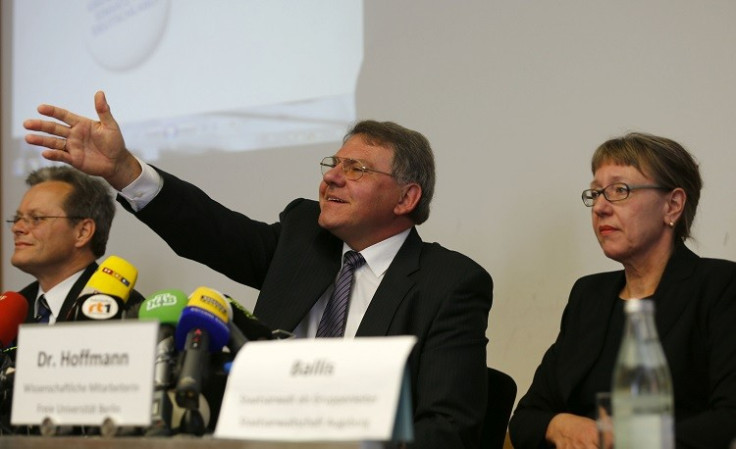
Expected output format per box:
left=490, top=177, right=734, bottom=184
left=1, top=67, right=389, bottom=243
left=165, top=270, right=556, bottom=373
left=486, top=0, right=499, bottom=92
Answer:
left=36, top=103, right=82, bottom=126
left=24, top=134, right=68, bottom=152
left=23, top=118, right=72, bottom=139
left=40, top=148, right=73, bottom=165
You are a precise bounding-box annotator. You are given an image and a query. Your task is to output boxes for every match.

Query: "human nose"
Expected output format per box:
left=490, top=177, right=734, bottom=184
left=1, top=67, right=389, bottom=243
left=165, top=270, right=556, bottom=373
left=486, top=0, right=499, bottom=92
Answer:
left=10, top=218, right=29, bottom=234
left=322, top=162, right=347, bottom=185
left=591, top=193, right=612, bottom=215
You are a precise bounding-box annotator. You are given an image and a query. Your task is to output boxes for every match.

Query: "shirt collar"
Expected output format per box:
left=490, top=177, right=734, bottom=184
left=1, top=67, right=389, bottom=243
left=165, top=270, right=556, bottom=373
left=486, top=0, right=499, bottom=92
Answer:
left=342, top=228, right=411, bottom=277
left=37, top=269, right=87, bottom=318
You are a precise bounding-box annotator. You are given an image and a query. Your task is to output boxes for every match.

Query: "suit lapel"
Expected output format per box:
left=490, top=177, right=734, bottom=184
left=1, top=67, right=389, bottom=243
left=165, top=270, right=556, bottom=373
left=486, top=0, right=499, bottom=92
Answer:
left=20, top=283, right=40, bottom=323
left=255, top=228, right=342, bottom=331
left=356, top=228, right=421, bottom=336
left=651, top=243, right=698, bottom=340
left=558, top=273, right=623, bottom=400
left=57, top=263, right=98, bottom=322
left=19, top=262, right=98, bottom=323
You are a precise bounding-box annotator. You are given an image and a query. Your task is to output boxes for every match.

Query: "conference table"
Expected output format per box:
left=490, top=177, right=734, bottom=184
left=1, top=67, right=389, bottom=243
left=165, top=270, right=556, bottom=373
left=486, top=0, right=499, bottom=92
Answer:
left=0, top=437, right=371, bottom=449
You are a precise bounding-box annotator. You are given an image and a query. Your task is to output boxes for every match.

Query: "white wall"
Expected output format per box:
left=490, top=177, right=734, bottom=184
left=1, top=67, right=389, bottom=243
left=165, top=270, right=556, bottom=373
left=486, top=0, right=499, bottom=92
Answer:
left=4, top=1, right=736, bottom=404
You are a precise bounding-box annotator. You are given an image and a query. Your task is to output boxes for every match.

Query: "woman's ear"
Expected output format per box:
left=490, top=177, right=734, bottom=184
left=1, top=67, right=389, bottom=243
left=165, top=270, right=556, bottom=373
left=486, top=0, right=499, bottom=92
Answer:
left=665, top=187, right=686, bottom=227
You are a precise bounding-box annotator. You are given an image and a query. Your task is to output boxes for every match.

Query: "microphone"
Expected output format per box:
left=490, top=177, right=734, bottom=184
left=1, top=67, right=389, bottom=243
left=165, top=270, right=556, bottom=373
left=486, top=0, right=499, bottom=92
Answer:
left=138, top=289, right=188, bottom=436
left=175, top=287, right=231, bottom=352
left=0, top=292, right=28, bottom=348
left=224, top=294, right=275, bottom=343
left=0, top=361, right=16, bottom=435
left=222, top=299, right=247, bottom=355
left=0, top=292, right=27, bottom=434
left=173, top=287, right=230, bottom=435
left=67, top=255, right=138, bottom=321
left=139, top=290, right=188, bottom=388
left=226, top=321, right=248, bottom=355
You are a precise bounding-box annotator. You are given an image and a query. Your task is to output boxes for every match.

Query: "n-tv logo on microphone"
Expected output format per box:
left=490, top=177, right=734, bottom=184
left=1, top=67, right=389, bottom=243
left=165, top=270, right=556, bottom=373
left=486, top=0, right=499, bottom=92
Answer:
left=145, top=292, right=180, bottom=311
left=81, top=294, right=119, bottom=320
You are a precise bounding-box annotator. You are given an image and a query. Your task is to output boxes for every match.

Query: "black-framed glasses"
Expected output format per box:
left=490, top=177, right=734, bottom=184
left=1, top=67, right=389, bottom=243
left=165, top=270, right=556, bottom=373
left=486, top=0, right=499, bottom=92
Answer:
left=6, top=214, right=85, bottom=229
left=320, top=156, right=394, bottom=181
left=581, top=183, right=670, bottom=207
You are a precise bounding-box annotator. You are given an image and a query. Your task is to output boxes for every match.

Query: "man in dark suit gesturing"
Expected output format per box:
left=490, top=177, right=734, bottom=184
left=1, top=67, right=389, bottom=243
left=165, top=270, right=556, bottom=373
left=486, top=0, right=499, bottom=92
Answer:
left=24, top=91, right=493, bottom=449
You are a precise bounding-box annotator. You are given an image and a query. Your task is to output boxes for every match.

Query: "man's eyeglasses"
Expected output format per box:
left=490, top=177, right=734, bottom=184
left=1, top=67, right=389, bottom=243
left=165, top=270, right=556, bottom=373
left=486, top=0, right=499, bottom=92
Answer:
left=581, top=183, right=670, bottom=207
left=320, top=156, right=394, bottom=181
left=6, top=214, right=85, bottom=229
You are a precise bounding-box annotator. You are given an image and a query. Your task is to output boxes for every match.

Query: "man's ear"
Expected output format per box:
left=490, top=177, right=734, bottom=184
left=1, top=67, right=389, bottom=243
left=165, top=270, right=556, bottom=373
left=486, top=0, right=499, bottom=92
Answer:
left=394, top=183, right=422, bottom=216
left=74, top=218, right=96, bottom=249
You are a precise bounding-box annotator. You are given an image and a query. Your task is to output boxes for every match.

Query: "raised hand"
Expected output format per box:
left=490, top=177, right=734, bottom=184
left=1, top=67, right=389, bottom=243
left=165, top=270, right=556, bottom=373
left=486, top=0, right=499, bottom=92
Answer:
left=23, top=91, right=141, bottom=190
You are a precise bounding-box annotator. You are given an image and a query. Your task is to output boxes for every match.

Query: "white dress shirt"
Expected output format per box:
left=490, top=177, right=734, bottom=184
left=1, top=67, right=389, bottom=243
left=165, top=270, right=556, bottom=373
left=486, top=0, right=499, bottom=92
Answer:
left=118, top=157, right=163, bottom=212
left=293, top=229, right=410, bottom=338
left=36, top=269, right=86, bottom=324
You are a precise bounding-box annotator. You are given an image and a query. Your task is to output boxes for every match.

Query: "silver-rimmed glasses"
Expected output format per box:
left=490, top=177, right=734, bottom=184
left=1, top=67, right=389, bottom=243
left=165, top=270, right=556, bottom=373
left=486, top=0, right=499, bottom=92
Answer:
left=6, top=214, right=85, bottom=230
left=582, top=183, right=669, bottom=207
left=320, top=156, right=393, bottom=181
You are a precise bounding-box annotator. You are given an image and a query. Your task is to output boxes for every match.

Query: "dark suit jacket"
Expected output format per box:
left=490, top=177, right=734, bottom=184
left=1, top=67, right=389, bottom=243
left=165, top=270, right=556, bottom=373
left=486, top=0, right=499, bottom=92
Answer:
left=123, top=168, right=494, bottom=449
left=19, top=262, right=145, bottom=323
left=509, top=243, right=736, bottom=449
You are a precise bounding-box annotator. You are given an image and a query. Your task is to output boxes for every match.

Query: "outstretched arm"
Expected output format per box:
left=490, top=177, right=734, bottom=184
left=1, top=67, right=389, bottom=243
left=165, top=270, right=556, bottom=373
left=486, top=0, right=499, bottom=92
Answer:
left=23, top=90, right=141, bottom=190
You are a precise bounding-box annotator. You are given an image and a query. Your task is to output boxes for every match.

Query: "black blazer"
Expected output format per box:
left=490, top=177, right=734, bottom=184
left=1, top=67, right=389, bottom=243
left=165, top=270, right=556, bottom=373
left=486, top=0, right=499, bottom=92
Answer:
left=509, top=244, right=736, bottom=449
left=124, top=168, right=494, bottom=449
left=19, top=262, right=145, bottom=323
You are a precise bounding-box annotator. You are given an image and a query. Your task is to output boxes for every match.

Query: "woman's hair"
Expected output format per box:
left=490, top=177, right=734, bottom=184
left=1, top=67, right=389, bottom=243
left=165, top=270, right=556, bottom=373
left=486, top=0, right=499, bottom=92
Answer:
left=591, top=132, right=702, bottom=242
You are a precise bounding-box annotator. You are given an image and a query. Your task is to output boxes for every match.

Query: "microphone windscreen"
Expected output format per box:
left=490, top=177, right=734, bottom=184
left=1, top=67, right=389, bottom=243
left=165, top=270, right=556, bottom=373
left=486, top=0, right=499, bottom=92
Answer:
left=74, top=293, right=126, bottom=320
left=175, top=287, right=230, bottom=352
left=0, top=292, right=28, bottom=347
left=142, top=291, right=187, bottom=392
left=83, top=255, right=138, bottom=302
left=138, top=290, right=188, bottom=325
left=186, top=287, right=229, bottom=323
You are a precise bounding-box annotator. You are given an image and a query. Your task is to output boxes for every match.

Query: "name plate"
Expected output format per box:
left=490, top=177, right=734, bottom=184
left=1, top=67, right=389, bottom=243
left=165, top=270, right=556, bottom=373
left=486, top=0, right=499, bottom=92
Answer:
left=11, top=321, right=158, bottom=427
left=215, top=336, right=416, bottom=442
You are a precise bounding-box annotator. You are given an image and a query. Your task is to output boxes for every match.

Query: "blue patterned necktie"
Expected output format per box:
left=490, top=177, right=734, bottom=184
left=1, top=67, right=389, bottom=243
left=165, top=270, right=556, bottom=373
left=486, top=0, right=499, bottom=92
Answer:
left=35, top=295, right=52, bottom=324
left=316, top=251, right=366, bottom=338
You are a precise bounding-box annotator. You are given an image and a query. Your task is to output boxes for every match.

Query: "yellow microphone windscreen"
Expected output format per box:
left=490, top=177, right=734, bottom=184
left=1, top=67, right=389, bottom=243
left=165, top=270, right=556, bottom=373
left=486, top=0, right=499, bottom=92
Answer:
left=86, top=255, right=138, bottom=302
left=187, top=286, right=229, bottom=324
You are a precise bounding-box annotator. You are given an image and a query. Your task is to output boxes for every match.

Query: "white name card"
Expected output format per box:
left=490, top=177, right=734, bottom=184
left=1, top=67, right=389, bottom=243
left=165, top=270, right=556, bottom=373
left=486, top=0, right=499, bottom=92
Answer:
left=11, top=321, right=158, bottom=427
left=215, top=336, right=416, bottom=443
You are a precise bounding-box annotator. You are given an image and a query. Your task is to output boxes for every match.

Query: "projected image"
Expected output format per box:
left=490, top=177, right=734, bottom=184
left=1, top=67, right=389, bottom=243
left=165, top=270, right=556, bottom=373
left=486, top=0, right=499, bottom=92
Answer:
left=84, top=0, right=171, bottom=72
left=12, top=0, right=363, bottom=172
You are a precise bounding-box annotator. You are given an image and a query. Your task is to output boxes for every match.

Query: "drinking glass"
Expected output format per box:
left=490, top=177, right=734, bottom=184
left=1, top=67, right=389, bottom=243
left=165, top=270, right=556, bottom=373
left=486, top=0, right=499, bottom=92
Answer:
left=596, top=392, right=614, bottom=449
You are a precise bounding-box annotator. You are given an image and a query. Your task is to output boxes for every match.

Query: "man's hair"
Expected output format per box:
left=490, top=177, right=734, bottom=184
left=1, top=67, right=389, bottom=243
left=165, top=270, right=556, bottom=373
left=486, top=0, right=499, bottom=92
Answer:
left=591, top=132, right=702, bottom=242
left=26, top=166, right=115, bottom=257
left=344, top=120, right=435, bottom=224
